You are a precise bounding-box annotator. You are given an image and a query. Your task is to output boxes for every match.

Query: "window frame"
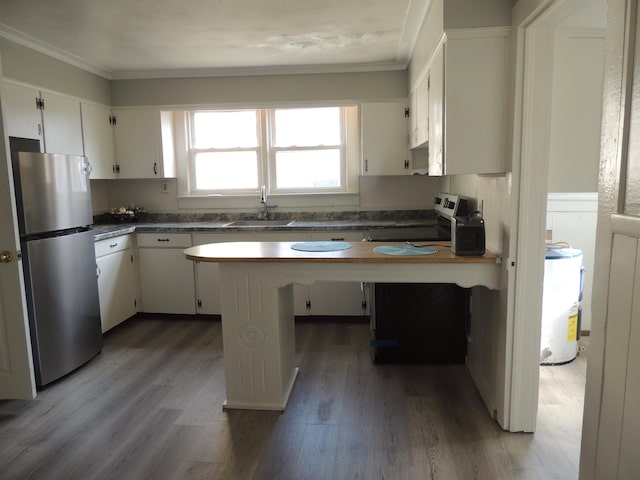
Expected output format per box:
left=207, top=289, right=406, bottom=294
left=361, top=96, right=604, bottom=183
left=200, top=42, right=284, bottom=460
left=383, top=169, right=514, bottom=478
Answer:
left=266, top=107, right=348, bottom=194
left=187, top=109, right=266, bottom=195
left=185, top=105, right=354, bottom=197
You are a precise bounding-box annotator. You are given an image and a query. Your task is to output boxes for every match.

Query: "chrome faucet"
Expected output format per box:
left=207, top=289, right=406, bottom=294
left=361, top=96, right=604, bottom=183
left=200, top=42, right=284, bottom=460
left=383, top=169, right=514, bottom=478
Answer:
left=259, top=185, right=269, bottom=219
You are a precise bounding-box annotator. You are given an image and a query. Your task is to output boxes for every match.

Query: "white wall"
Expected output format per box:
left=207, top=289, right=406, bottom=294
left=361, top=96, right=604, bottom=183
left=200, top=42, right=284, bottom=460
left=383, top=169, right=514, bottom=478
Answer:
left=92, top=174, right=441, bottom=215
left=547, top=28, right=604, bottom=193
left=110, top=71, right=408, bottom=107
left=0, top=37, right=110, bottom=104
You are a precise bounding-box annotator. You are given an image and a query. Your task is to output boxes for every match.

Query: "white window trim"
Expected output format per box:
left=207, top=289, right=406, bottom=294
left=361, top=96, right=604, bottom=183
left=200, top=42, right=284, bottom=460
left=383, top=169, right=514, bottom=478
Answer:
left=175, top=105, right=360, bottom=210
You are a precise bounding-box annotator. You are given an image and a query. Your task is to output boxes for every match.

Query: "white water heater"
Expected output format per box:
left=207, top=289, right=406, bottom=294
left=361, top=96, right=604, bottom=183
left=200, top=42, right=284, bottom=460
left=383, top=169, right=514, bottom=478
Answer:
left=540, top=247, right=583, bottom=365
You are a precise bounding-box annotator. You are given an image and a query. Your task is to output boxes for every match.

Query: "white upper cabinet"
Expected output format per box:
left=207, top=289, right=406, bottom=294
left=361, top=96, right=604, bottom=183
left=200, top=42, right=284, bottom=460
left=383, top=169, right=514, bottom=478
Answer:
left=361, top=101, right=410, bottom=176
left=409, top=73, right=429, bottom=149
left=426, top=29, right=509, bottom=176
left=41, top=91, right=84, bottom=155
left=1, top=81, right=43, bottom=147
left=428, top=43, right=445, bottom=176
left=113, top=108, right=176, bottom=179
left=1, top=80, right=83, bottom=155
left=81, top=102, right=117, bottom=179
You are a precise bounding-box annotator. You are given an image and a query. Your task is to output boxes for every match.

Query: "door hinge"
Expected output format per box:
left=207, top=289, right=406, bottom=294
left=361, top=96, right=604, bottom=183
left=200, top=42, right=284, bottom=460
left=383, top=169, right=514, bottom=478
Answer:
left=134, top=299, right=137, bottom=308
left=109, top=115, right=117, bottom=126
left=35, top=97, right=45, bottom=110
left=404, top=107, right=410, bottom=118
left=305, top=300, right=311, bottom=310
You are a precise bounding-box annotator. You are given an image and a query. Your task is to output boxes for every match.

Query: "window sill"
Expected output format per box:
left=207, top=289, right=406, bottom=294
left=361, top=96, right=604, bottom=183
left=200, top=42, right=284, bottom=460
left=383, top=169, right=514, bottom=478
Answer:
left=177, top=192, right=360, bottom=210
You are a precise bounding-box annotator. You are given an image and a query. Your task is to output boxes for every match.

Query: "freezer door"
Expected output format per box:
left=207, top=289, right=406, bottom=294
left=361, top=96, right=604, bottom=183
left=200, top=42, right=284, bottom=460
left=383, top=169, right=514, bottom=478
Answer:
left=22, top=229, right=102, bottom=386
left=14, top=152, right=92, bottom=235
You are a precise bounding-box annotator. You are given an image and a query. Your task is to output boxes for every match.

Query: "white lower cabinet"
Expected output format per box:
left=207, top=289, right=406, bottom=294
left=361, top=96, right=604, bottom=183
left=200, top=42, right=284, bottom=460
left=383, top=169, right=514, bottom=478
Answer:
left=191, top=229, right=368, bottom=317
left=308, top=231, right=368, bottom=316
left=256, top=231, right=312, bottom=316
left=137, top=233, right=196, bottom=314
left=95, top=235, right=139, bottom=333
left=192, top=232, right=257, bottom=315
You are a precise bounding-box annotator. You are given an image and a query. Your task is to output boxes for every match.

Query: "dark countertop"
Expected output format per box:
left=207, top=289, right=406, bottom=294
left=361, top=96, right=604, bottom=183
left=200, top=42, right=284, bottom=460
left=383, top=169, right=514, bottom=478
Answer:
left=93, top=219, right=439, bottom=242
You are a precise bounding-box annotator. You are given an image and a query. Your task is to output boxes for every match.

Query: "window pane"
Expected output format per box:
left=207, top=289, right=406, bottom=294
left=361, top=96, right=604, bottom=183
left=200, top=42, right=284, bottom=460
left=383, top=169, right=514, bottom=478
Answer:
left=194, top=152, right=258, bottom=190
left=193, top=111, right=258, bottom=148
left=275, top=150, right=341, bottom=188
left=274, top=108, right=341, bottom=147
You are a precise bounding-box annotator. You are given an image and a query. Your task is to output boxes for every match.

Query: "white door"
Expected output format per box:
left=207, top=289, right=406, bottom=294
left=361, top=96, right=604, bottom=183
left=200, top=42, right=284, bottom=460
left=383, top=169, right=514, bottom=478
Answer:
left=581, top=1, right=640, bottom=478
left=0, top=77, right=37, bottom=399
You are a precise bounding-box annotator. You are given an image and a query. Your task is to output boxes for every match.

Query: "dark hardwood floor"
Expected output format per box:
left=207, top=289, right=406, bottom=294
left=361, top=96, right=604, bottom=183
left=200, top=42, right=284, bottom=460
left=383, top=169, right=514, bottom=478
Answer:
left=0, top=316, right=585, bottom=479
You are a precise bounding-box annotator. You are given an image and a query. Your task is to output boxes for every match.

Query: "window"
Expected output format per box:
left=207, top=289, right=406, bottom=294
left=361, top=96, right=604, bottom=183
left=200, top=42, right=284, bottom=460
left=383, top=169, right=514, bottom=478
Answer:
left=187, top=106, right=356, bottom=196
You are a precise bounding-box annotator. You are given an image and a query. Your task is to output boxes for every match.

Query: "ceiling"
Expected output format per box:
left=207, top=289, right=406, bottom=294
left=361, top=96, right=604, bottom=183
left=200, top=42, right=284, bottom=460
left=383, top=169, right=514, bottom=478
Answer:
left=0, top=0, right=430, bottom=80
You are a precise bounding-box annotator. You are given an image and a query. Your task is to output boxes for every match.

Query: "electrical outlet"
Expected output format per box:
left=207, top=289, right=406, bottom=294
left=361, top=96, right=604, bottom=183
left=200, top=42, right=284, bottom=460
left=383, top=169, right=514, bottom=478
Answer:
left=160, top=181, right=169, bottom=194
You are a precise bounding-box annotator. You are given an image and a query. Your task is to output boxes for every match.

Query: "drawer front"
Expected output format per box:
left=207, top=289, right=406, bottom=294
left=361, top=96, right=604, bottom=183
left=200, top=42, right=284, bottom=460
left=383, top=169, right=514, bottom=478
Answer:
left=192, top=232, right=257, bottom=246
left=310, top=230, right=366, bottom=242
left=95, top=235, right=133, bottom=257
left=137, top=233, right=192, bottom=248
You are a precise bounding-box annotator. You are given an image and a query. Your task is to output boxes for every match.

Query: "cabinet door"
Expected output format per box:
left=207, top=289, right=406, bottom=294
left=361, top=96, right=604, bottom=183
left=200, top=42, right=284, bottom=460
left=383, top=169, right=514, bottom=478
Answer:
left=1, top=81, right=43, bottom=146
left=444, top=34, right=508, bottom=175
left=113, top=108, right=162, bottom=179
left=308, top=231, right=368, bottom=316
left=428, top=43, right=445, bottom=176
left=81, top=102, right=116, bottom=179
left=193, top=232, right=257, bottom=315
left=415, top=73, right=429, bottom=147
left=96, top=249, right=138, bottom=332
left=41, top=91, right=84, bottom=155
left=256, top=231, right=311, bottom=316
left=138, top=247, right=196, bottom=314
left=361, top=102, right=409, bottom=176
left=408, top=89, right=418, bottom=148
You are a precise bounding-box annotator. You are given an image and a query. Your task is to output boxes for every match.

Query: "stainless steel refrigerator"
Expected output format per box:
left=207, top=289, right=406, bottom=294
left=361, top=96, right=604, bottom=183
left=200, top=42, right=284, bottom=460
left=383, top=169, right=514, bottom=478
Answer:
left=10, top=137, right=102, bottom=388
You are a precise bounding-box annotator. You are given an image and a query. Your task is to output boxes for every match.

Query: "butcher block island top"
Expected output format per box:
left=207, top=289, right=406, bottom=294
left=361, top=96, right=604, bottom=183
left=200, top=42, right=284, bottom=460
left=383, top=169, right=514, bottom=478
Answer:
left=184, top=241, right=499, bottom=264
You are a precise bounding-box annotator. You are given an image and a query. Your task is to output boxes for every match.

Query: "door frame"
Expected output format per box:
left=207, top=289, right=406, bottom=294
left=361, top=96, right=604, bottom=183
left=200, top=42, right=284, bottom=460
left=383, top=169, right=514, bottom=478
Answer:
left=507, top=0, right=586, bottom=431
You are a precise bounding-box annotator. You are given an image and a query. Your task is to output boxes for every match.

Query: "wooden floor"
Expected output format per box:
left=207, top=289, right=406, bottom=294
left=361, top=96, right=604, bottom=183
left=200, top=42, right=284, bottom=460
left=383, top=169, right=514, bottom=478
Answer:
left=0, top=317, right=586, bottom=480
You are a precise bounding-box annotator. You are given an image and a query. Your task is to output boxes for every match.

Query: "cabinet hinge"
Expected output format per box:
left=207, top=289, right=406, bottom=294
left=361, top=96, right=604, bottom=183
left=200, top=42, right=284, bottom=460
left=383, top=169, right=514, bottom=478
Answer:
left=197, top=299, right=202, bottom=309
left=404, top=107, right=410, bottom=118
left=362, top=300, right=367, bottom=310
left=109, top=115, right=117, bottom=126
left=305, top=300, right=311, bottom=310
left=134, top=299, right=137, bottom=308
left=404, top=159, right=409, bottom=169
left=130, top=254, right=134, bottom=264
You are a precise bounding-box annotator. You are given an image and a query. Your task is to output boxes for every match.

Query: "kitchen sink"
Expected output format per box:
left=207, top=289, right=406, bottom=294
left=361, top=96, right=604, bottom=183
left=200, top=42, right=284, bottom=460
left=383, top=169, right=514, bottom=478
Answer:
left=225, top=219, right=296, bottom=227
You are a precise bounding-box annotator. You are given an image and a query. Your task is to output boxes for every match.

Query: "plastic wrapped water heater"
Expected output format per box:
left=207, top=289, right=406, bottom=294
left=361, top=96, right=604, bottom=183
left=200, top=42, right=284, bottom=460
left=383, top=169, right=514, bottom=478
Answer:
left=540, top=247, right=583, bottom=365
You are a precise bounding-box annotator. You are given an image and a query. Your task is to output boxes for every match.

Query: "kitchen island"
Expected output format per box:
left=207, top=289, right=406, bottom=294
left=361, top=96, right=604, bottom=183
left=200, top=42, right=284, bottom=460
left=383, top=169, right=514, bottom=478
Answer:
left=184, top=241, right=501, bottom=411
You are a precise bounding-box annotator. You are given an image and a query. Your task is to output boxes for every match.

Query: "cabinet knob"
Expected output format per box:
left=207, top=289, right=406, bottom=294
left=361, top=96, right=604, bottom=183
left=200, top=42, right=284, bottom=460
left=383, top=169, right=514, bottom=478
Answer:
left=0, top=251, right=14, bottom=263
